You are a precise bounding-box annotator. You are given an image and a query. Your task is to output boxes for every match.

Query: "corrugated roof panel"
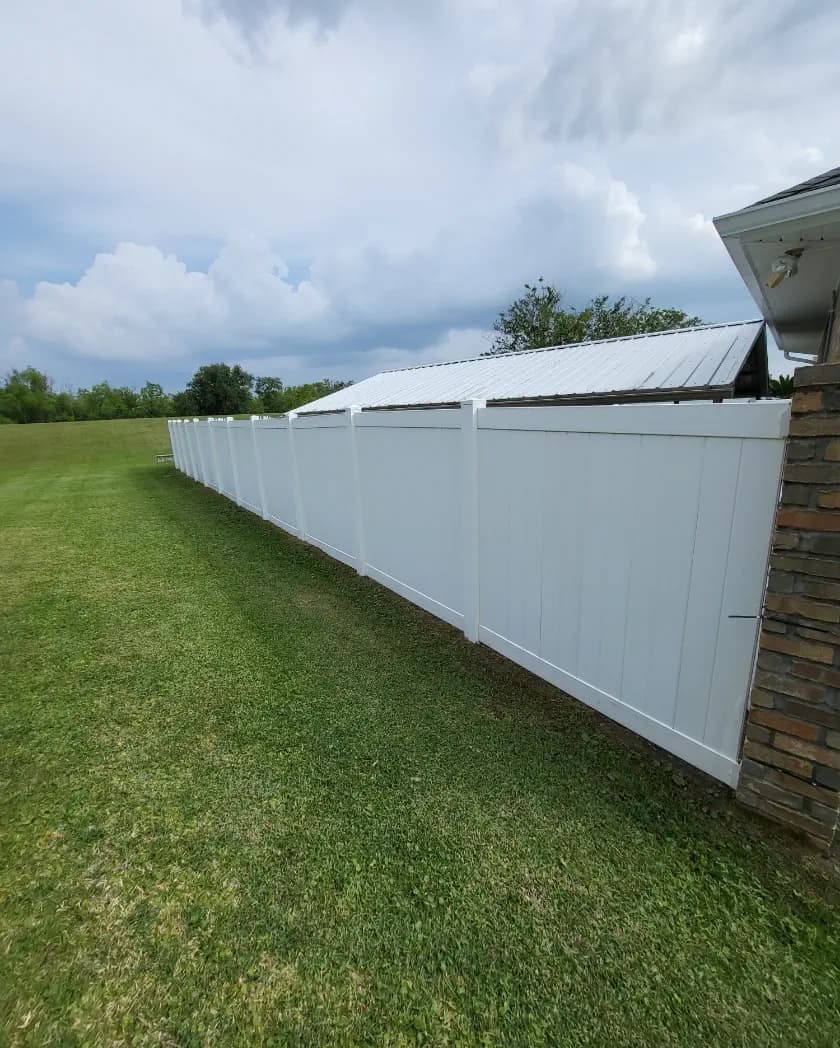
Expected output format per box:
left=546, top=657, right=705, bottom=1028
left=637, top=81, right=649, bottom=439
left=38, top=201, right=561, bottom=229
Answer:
left=707, top=333, right=754, bottom=386
left=297, top=320, right=765, bottom=413
left=652, top=333, right=729, bottom=389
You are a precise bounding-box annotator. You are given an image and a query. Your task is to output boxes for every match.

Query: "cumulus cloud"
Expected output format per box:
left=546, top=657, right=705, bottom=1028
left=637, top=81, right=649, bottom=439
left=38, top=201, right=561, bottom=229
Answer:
left=237, top=327, right=489, bottom=385
left=555, top=163, right=655, bottom=279
left=24, top=241, right=328, bottom=361
left=0, top=281, right=26, bottom=374
left=1, top=0, right=839, bottom=387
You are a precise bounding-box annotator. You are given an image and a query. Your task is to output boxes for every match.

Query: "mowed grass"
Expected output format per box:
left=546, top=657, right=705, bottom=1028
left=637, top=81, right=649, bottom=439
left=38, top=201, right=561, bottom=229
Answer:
left=1, top=419, right=839, bottom=1047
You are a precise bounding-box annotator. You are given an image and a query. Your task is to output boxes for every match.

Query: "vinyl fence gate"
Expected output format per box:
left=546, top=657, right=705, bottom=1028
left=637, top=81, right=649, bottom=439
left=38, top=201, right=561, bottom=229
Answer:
left=169, top=399, right=789, bottom=786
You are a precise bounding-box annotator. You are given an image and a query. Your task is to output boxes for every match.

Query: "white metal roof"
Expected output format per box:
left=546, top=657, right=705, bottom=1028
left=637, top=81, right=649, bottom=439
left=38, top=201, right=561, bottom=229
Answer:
left=296, top=320, right=766, bottom=413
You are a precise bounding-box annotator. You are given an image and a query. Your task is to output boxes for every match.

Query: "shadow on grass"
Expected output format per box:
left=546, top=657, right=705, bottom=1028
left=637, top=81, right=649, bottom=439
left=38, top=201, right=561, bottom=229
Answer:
left=130, top=464, right=839, bottom=895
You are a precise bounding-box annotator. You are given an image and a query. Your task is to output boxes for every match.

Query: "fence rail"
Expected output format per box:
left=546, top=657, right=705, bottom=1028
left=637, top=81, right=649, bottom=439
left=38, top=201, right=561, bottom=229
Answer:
left=169, top=399, right=789, bottom=785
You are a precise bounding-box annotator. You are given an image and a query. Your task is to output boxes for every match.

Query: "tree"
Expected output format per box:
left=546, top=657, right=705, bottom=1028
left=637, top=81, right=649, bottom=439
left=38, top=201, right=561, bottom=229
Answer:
left=137, top=381, right=173, bottom=418
left=184, top=363, right=253, bottom=415
left=0, top=368, right=55, bottom=423
left=485, top=279, right=702, bottom=355
left=253, top=376, right=285, bottom=413
left=171, top=390, right=197, bottom=417
left=769, top=374, right=795, bottom=397
left=52, top=391, right=76, bottom=421
left=74, top=382, right=137, bottom=420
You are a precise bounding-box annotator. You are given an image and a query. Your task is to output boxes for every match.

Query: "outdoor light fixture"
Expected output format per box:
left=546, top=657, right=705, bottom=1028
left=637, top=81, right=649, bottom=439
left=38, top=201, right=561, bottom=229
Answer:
left=765, top=249, right=803, bottom=289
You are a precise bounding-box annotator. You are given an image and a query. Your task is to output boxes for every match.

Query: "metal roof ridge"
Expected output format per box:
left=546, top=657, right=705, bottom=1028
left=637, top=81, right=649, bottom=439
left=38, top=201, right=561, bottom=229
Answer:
left=379, top=319, right=763, bottom=375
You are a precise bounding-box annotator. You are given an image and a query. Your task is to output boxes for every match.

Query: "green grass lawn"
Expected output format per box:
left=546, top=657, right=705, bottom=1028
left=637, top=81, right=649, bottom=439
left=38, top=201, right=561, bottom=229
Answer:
left=1, top=418, right=839, bottom=1046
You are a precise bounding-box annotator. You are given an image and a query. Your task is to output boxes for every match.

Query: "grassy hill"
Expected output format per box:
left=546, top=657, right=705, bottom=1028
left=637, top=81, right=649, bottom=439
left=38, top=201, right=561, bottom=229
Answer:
left=0, top=416, right=170, bottom=475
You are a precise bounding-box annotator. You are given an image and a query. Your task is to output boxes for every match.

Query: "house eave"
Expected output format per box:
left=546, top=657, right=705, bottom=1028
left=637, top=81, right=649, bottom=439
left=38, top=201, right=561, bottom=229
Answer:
left=714, top=186, right=840, bottom=360
left=714, top=183, right=840, bottom=239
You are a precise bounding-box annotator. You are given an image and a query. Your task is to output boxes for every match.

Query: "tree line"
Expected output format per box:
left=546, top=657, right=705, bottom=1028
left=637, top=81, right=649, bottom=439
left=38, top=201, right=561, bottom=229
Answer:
left=0, top=364, right=351, bottom=425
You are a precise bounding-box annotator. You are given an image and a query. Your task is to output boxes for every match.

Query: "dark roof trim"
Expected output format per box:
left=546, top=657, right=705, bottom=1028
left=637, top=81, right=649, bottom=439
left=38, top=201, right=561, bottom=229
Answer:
left=751, top=166, right=840, bottom=207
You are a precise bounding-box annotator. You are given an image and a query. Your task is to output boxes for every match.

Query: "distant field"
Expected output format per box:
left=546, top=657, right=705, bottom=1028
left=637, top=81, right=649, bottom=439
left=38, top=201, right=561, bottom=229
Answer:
left=0, top=416, right=170, bottom=474
left=1, top=418, right=839, bottom=1046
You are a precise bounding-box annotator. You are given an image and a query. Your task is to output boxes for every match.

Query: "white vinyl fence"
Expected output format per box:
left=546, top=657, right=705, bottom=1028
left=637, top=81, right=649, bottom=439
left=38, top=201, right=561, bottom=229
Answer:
left=169, top=399, right=789, bottom=785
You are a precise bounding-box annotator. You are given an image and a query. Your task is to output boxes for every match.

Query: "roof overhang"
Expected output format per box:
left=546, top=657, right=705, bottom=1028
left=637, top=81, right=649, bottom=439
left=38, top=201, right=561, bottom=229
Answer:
left=714, top=185, right=840, bottom=359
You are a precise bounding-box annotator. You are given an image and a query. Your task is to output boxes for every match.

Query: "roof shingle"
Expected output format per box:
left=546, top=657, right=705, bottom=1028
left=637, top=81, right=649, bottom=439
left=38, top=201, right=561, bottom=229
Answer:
left=751, top=166, right=840, bottom=207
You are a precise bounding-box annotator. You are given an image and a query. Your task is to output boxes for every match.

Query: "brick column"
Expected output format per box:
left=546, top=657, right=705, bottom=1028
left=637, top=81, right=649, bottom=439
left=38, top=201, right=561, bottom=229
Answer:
left=737, top=363, right=840, bottom=850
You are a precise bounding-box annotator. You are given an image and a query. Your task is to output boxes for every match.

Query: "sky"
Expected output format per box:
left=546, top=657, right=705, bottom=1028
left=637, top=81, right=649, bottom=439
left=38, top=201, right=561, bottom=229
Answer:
left=1, top=0, right=839, bottom=392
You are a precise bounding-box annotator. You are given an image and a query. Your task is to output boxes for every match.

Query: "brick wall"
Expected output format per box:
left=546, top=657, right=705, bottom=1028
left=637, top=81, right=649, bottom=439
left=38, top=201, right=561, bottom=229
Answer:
left=737, top=362, right=840, bottom=850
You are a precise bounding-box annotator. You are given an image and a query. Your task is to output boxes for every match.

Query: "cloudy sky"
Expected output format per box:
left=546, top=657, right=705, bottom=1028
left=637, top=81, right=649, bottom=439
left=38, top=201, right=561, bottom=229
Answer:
left=2, top=0, right=838, bottom=391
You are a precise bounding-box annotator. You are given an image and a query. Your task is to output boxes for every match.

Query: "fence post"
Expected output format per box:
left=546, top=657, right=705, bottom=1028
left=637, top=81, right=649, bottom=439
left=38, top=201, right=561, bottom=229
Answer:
left=191, top=417, right=201, bottom=482
left=287, top=411, right=307, bottom=540
left=347, top=406, right=367, bottom=577
left=461, top=399, right=485, bottom=642
left=208, top=418, right=222, bottom=492
left=225, top=416, right=242, bottom=505
left=250, top=415, right=270, bottom=520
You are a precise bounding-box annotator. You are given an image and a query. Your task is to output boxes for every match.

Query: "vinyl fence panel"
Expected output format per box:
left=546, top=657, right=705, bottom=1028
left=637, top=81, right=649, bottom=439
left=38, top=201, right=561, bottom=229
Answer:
left=356, top=408, right=465, bottom=628
left=253, top=420, right=298, bottom=531
left=192, top=420, right=209, bottom=485
left=184, top=421, right=199, bottom=480
left=168, top=421, right=182, bottom=472
left=209, top=420, right=236, bottom=500
left=475, top=403, right=787, bottom=784
left=293, top=413, right=358, bottom=568
left=228, top=421, right=262, bottom=514
left=180, top=421, right=191, bottom=477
